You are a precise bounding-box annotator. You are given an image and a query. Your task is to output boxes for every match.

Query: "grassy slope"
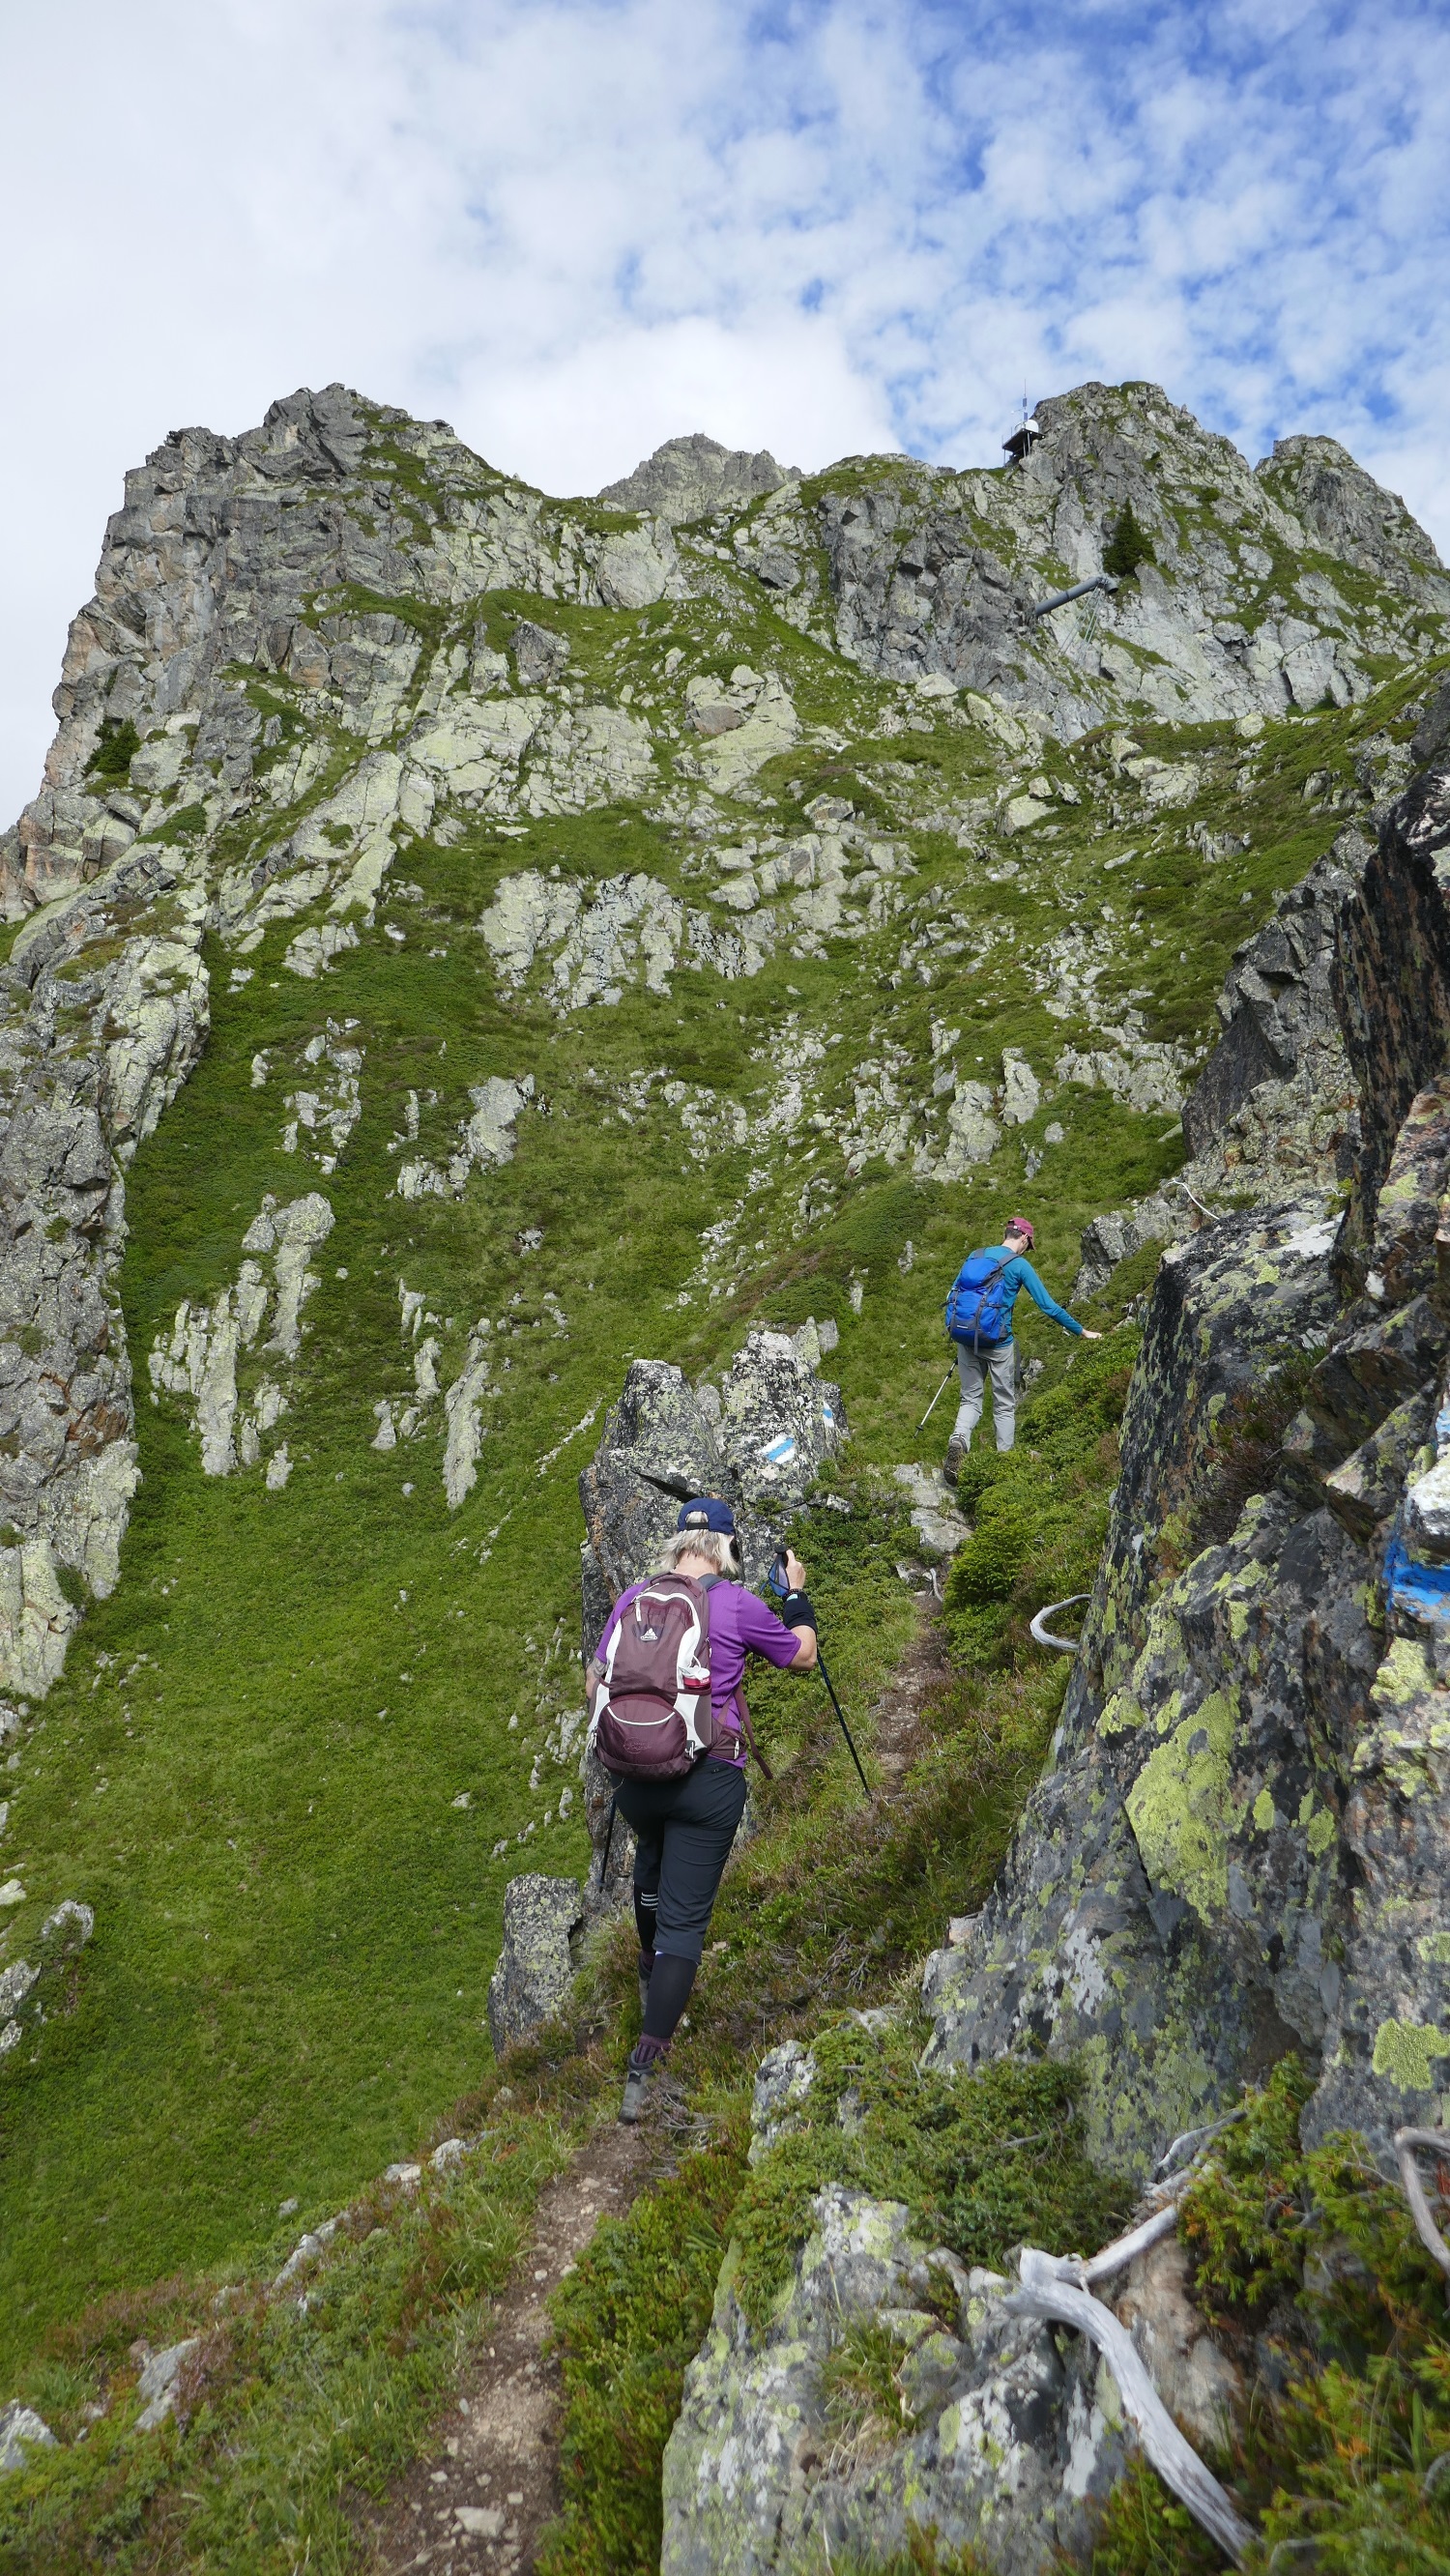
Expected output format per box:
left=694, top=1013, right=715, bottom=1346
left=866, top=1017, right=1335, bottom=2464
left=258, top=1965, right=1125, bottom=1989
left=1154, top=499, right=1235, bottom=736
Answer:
left=0, top=522, right=1438, bottom=2384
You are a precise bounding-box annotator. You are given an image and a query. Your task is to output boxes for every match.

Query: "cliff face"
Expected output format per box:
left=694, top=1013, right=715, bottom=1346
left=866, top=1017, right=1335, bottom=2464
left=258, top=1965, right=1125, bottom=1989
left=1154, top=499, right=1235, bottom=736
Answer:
left=733, top=381, right=1450, bottom=735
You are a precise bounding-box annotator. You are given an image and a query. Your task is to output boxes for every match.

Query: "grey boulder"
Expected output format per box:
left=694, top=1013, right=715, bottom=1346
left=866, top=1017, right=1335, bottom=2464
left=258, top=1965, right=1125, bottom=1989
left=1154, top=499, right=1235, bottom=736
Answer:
left=0, top=2401, right=56, bottom=2471
left=485, top=1873, right=583, bottom=2056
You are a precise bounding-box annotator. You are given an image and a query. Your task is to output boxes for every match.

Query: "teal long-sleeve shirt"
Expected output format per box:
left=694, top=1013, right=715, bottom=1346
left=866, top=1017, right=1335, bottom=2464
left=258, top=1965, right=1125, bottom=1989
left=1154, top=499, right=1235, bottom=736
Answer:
left=973, top=1247, right=1084, bottom=1345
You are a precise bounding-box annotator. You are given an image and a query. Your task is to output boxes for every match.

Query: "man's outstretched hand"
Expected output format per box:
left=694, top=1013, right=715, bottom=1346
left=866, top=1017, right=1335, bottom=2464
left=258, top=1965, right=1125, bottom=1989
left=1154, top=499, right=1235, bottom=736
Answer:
left=1082, top=1328, right=1103, bottom=1341
left=784, top=1548, right=808, bottom=1590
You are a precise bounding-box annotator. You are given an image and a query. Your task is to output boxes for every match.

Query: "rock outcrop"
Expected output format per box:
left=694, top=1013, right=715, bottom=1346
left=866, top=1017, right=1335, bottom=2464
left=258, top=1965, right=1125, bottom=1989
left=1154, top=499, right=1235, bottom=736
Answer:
left=1180, top=827, right=1369, bottom=1189
left=577, top=1325, right=847, bottom=1653
left=0, top=1897, right=94, bottom=2070
left=597, top=434, right=800, bottom=525
left=660, top=738, right=1450, bottom=2570
left=661, top=2040, right=1239, bottom=2576
left=0, top=852, right=208, bottom=1693
left=484, top=1873, right=583, bottom=2055
left=663, top=2172, right=1115, bottom=2576
left=784, top=381, right=1450, bottom=736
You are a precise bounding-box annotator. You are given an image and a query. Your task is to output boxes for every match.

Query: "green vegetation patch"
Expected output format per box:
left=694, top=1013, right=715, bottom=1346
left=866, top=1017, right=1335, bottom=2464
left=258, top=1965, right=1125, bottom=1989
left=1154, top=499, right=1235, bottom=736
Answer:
left=1094, top=2057, right=1450, bottom=2573
left=731, top=2019, right=1131, bottom=2330
left=1103, top=505, right=1154, bottom=582
left=943, top=1331, right=1140, bottom=1667
left=0, top=2108, right=572, bottom=2575
left=86, top=717, right=141, bottom=783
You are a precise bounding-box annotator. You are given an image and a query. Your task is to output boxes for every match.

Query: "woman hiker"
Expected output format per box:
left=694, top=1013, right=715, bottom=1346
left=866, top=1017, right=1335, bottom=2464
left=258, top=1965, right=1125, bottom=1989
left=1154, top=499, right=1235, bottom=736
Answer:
left=585, top=1496, right=819, bottom=2125
left=943, top=1214, right=1100, bottom=1480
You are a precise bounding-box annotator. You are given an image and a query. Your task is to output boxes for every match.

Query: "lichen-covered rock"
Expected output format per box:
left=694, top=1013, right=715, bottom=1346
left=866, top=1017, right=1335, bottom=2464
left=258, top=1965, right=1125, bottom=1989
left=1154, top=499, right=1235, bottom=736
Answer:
left=597, top=434, right=798, bottom=526
left=577, top=1332, right=847, bottom=1647
left=1332, top=759, right=1450, bottom=1285
left=1181, top=829, right=1369, bottom=1188
left=478, top=868, right=774, bottom=1010
left=0, top=854, right=209, bottom=1690
left=1258, top=435, right=1450, bottom=610
left=922, top=1201, right=1361, bottom=2175
left=660, top=2181, right=1122, bottom=2576
left=148, top=1191, right=333, bottom=1479
left=578, top=1360, right=728, bottom=1645
left=811, top=381, right=1441, bottom=737
left=1073, top=1194, right=1181, bottom=1304
left=484, top=1873, right=583, bottom=2054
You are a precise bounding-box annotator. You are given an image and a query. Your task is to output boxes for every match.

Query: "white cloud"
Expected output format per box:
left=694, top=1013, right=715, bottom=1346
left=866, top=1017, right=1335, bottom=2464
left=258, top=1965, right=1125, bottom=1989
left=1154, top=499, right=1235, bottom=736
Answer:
left=2, top=0, right=1448, bottom=821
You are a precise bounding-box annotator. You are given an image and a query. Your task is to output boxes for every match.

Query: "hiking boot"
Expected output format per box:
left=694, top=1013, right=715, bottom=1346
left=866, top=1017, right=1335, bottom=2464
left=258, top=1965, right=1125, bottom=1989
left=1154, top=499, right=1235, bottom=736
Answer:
left=619, top=2041, right=666, bottom=2126
left=943, top=1433, right=968, bottom=1486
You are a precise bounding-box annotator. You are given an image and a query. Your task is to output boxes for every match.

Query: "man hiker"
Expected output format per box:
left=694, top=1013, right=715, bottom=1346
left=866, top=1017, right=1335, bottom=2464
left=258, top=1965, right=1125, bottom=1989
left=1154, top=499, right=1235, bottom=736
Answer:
left=942, top=1215, right=1100, bottom=1480
left=585, top=1497, right=820, bottom=2125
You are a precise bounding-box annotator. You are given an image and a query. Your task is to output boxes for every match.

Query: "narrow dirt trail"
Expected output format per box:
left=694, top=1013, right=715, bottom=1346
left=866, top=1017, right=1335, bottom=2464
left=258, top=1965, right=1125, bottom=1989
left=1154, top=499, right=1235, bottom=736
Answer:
left=357, top=2108, right=665, bottom=2576
left=866, top=1593, right=950, bottom=1786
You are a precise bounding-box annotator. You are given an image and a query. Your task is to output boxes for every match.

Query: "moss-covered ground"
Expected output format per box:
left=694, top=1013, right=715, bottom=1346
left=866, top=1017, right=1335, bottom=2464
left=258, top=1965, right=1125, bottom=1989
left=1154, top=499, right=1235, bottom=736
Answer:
left=0, top=447, right=1445, bottom=2563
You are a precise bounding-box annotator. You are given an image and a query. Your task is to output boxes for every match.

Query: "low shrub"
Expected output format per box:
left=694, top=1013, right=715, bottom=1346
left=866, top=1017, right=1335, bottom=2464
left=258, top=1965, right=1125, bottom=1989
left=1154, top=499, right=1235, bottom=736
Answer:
left=86, top=716, right=141, bottom=781
left=730, top=2019, right=1131, bottom=2330
left=1094, top=2058, right=1450, bottom=2573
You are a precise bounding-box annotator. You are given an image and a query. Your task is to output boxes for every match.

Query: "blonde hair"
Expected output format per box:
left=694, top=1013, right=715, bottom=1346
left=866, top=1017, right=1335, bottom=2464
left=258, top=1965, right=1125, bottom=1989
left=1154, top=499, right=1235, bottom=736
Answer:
left=660, top=1525, right=739, bottom=1577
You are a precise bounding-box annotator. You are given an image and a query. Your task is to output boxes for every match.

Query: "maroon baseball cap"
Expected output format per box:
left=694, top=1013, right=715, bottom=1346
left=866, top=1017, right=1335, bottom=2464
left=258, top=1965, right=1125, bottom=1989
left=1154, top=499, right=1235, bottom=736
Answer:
left=1005, top=1215, right=1035, bottom=1245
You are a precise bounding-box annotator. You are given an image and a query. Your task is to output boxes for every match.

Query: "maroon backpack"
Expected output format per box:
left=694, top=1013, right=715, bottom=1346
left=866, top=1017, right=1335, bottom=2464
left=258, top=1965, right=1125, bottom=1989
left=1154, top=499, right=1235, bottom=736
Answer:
left=589, top=1574, right=718, bottom=1780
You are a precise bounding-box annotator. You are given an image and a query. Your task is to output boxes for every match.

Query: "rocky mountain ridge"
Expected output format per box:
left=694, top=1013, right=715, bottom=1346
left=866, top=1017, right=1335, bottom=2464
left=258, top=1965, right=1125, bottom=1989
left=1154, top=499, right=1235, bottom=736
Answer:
left=0, top=373, right=1448, bottom=2566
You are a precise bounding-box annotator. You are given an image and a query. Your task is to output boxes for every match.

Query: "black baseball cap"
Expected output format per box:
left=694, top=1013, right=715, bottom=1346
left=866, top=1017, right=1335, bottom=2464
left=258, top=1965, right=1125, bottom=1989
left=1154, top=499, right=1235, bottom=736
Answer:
left=677, top=1495, right=737, bottom=1534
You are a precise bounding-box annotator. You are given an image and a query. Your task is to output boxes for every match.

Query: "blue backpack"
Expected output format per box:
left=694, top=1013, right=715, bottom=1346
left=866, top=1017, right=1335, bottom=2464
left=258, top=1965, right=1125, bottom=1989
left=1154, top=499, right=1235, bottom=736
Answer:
left=945, top=1250, right=1013, bottom=1348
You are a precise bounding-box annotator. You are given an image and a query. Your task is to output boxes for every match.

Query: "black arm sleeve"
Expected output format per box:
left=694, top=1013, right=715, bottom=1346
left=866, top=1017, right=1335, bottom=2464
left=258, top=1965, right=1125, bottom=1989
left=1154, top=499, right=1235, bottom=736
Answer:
left=779, top=1590, right=817, bottom=1632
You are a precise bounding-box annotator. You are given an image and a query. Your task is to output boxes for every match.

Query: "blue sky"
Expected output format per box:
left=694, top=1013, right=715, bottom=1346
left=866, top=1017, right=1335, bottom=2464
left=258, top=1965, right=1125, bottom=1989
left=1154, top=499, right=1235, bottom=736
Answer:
left=3, top=0, right=1448, bottom=818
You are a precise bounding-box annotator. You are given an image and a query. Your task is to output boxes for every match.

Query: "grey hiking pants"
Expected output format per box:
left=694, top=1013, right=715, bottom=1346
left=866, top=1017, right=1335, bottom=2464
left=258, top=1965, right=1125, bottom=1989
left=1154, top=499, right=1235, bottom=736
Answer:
left=953, top=1340, right=1017, bottom=1452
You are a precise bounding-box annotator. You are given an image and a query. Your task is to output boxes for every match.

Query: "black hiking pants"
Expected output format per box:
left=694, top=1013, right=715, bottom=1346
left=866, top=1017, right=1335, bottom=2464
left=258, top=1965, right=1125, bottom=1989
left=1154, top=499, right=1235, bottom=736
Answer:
left=610, top=1757, right=748, bottom=1965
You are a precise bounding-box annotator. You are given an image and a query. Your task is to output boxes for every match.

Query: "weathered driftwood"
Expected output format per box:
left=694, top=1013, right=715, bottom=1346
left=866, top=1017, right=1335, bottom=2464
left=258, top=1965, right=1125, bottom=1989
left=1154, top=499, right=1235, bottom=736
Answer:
left=1153, top=2107, right=1246, bottom=2183
left=1029, top=1592, right=1090, bottom=1652
left=1006, top=2243, right=1255, bottom=2568
left=1394, top=2126, right=1450, bottom=2287
left=1082, top=2200, right=1181, bottom=2285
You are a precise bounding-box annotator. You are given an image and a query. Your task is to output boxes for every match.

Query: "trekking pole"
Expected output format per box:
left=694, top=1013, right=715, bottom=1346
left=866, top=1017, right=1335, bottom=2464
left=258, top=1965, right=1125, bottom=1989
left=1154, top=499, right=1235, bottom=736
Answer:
left=770, top=1550, right=872, bottom=1806
left=815, top=1645, right=873, bottom=1805
left=595, top=1790, right=618, bottom=1893
left=918, top=1366, right=954, bottom=1432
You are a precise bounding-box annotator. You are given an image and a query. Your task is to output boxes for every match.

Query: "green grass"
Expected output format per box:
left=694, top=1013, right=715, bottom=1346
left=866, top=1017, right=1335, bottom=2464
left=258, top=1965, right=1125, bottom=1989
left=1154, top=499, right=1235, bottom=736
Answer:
left=0, top=2102, right=576, bottom=2574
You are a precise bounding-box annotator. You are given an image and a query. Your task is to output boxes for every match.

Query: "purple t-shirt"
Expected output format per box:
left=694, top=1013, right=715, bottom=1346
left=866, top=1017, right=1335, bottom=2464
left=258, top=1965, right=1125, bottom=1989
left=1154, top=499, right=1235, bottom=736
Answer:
left=594, top=1577, right=802, bottom=1765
